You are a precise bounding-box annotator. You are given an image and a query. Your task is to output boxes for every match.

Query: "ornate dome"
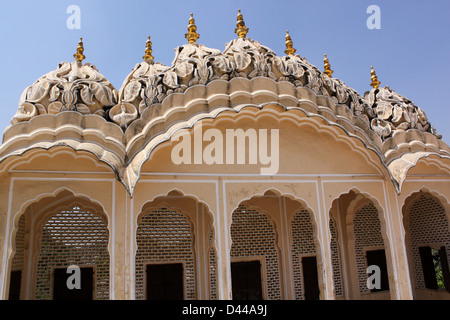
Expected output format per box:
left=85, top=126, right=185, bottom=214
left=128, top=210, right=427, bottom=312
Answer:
left=364, top=83, right=440, bottom=140
left=2, top=11, right=448, bottom=195
left=110, top=13, right=371, bottom=133
left=11, top=38, right=118, bottom=125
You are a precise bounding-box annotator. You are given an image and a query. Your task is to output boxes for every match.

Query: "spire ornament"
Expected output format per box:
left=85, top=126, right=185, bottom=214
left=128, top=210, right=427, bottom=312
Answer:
left=323, top=54, right=333, bottom=78
left=143, top=36, right=154, bottom=62
left=370, top=66, right=381, bottom=89
left=235, top=9, right=249, bottom=38
left=284, top=30, right=296, bottom=56
left=73, top=37, right=86, bottom=62
left=185, top=13, right=200, bottom=44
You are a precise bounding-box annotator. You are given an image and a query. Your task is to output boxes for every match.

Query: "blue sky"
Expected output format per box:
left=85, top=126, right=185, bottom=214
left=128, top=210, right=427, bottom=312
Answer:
left=0, top=0, right=449, bottom=142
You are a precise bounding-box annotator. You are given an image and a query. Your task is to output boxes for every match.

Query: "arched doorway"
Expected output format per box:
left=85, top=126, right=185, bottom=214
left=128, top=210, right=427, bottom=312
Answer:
left=329, top=190, right=391, bottom=299
left=9, top=190, right=110, bottom=300
left=230, top=191, right=322, bottom=300
left=135, top=192, right=216, bottom=300
left=403, top=190, right=450, bottom=299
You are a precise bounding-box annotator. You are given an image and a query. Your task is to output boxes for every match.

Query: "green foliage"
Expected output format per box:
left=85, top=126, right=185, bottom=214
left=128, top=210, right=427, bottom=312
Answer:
left=431, top=248, right=445, bottom=289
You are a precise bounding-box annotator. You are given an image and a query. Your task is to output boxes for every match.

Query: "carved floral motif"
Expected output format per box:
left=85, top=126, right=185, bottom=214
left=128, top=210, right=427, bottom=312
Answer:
left=12, top=61, right=117, bottom=124
left=12, top=37, right=440, bottom=143
left=364, top=86, right=440, bottom=140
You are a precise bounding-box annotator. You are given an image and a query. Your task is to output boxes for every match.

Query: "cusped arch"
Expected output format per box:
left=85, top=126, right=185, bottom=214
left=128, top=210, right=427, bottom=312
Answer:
left=227, top=187, right=318, bottom=237
left=7, top=187, right=111, bottom=267
left=329, top=187, right=395, bottom=298
left=0, top=112, right=126, bottom=176
left=136, top=189, right=217, bottom=239
left=400, top=187, right=450, bottom=297
left=402, top=187, right=450, bottom=235
left=329, top=188, right=388, bottom=233
left=0, top=140, right=123, bottom=178
left=229, top=187, right=325, bottom=299
left=135, top=190, right=211, bottom=300
left=5, top=187, right=111, bottom=299
left=3, top=147, right=115, bottom=174
left=124, top=86, right=391, bottom=195
left=338, top=188, right=391, bottom=253
left=388, top=153, right=450, bottom=192
left=131, top=103, right=387, bottom=190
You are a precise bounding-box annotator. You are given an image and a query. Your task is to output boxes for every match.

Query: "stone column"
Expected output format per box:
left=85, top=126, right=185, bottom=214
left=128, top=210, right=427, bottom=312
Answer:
left=317, top=181, right=336, bottom=300
left=382, top=181, right=414, bottom=300
left=215, top=178, right=233, bottom=300
left=110, top=182, right=129, bottom=300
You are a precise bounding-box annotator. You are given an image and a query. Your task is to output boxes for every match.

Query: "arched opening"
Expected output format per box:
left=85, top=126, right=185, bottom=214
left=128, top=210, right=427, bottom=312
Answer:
left=289, top=205, right=318, bottom=300
left=230, top=204, right=281, bottom=300
left=329, top=190, right=392, bottom=300
left=402, top=190, right=450, bottom=300
left=135, top=192, right=216, bottom=300
left=230, top=191, right=321, bottom=300
left=9, top=189, right=110, bottom=300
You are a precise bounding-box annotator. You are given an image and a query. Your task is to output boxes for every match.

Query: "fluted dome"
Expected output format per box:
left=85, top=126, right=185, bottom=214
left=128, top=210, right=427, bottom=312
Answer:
left=2, top=11, right=448, bottom=196
left=111, top=35, right=371, bottom=133
left=11, top=39, right=118, bottom=125
left=364, top=85, right=440, bottom=140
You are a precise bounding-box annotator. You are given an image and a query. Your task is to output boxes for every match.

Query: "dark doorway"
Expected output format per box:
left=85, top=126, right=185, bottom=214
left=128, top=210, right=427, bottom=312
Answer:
left=146, top=263, right=184, bottom=300
left=366, top=249, right=390, bottom=292
left=302, top=256, right=320, bottom=300
left=9, top=270, right=22, bottom=300
left=419, top=246, right=450, bottom=292
left=53, top=266, right=94, bottom=300
left=231, top=260, right=263, bottom=300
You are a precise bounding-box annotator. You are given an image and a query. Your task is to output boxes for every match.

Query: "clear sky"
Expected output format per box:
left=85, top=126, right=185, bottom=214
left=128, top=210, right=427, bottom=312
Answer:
left=0, top=0, right=449, bottom=142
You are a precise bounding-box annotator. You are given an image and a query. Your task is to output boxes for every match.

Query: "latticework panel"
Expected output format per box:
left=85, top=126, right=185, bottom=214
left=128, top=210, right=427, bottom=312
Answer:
left=291, top=209, right=316, bottom=300
left=209, top=228, right=217, bottom=300
left=35, top=207, right=110, bottom=300
left=353, top=202, right=384, bottom=293
left=330, top=218, right=343, bottom=297
left=230, top=205, right=281, bottom=300
left=408, top=194, right=450, bottom=289
left=135, top=208, right=195, bottom=300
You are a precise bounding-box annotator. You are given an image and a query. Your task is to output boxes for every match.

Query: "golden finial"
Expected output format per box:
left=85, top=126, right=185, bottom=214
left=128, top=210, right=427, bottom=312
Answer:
left=73, top=37, right=86, bottom=62
left=323, top=54, right=333, bottom=78
left=284, top=30, right=296, bottom=56
left=143, top=36, right=154, bottom=62
left=185, top=13, right=200, bottom=44
left=235, top=9, right=249, bottom=38
left=370, top=66, right=381, bottom=89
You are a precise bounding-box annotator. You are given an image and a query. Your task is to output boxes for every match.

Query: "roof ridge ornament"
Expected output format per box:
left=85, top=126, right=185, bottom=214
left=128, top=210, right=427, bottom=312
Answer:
left=370, top=65, right=380, bottom=89
left=323, top=54, right=333, bottom=78
left=185, top=13, right=200, bottom=44
left=73, top=37, right=86, bottom=62
left=284, top=30, right=296, bottom=56
left=143, top=36, right=154, bottom=62
left=235, top=9, right=249, bottom=38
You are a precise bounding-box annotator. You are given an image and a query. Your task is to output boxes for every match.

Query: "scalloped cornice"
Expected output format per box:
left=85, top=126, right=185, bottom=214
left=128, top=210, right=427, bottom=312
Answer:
left=3, top=37, right=449, bottom=196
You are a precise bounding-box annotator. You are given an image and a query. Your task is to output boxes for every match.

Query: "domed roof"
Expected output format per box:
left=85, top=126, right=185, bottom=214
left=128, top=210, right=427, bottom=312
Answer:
left=11, top=38, right=118, bottom=125
left=110, top=23, right=440, bottom=144
left=110, top=13, right=370, bottom=132
left=364, top=84, right=440, bottom=140
left=2, top=11, right=448, bottom=196
left=7, top=12, right=443, bottom=146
